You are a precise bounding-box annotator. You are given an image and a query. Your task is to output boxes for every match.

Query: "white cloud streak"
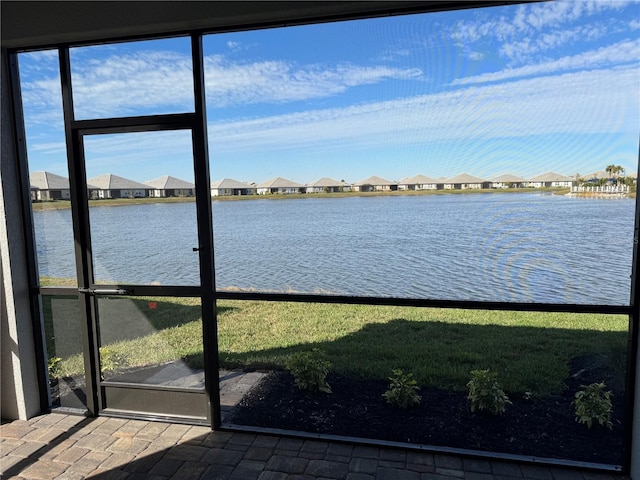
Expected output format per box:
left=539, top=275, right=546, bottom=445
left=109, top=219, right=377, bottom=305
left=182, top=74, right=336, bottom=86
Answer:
left=452, top=38, right=640, bottom=85
left=204, top=56, right=421, bottom=107
left=208, top=65, right=639, bottom=154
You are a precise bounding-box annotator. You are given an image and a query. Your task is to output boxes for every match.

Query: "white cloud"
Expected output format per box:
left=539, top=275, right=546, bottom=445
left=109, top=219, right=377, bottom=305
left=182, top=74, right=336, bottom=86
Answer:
left=204, top=57, right=422, bottom=107
left=500, top=23, right=609, bottom=62
left=450, top=0, right=633, bottom=63
left=20, top=50, right=422, bottom=119
left=208, top=65, right=640, bottom=155
left=452, top=39, right=640, bottom=85
left=25, top=62, right=638, bottom=179
left=30, top=142, right=66, bottom=154
left=70, top=51, right=195, bottom=118
left=523, top=0, right=629, bottom=30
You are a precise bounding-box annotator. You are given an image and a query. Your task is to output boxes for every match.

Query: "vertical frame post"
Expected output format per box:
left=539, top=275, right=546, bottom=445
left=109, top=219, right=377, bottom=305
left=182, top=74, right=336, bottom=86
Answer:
left=624, top=140, right=640, bottom=474
left=58, top=47, right=101, bottom=415
left=191, top=34, right=221, bottom=428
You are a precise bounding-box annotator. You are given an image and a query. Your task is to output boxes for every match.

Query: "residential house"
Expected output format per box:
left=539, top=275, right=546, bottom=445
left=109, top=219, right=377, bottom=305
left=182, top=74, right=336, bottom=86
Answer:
left=352, top=175, right=397, bottom=192
left=29, top=171, right=71, bottom=201
left=443, top=173, right=489, bottom=190
left=305, top=177, right=347, bottom=193
left=526, top=172, right=573, bottom=188
left=145, top=176, right=195, bottom=197
left=210, top=178, right=256, bottom=196
left=398, top=174, right=440, bottom=191
left=88, top=174, right=150, bottom=199
left=256, top=177, right=304, bottom=195
left=581, top=171, right=609, bottom=182
left=490, top=174, right=527, bottom=189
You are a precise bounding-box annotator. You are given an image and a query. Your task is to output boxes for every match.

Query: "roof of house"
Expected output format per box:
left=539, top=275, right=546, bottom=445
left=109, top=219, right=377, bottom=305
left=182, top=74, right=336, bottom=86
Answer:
left=529, top=172, right=572, bottom=182
left=145, top=175, right=194, bottom=189
left=582, top=170, right=610, bottom=180
left=399, top=174, right=439, bottom=185
left=353, top=175, right=395, bottom=186
left=87, top=174, right=149, bottom=190
left=256, top=177, right=303, bottom=188
left=445, top=173, right=486, bottom=184
left=491, top=174, right=527, bottom=183
left=306, top=177, right=345, bottom=188
left=29, top=171, right=70, bottom=190
left=211, top=178, right=255, bottom=189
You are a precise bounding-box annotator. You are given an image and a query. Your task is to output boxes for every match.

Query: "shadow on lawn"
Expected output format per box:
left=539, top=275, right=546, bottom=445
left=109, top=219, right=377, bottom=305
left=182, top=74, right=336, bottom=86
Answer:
left=221, top=318, right=628, bottom=396
left=224, top=319, right=629, bottom=466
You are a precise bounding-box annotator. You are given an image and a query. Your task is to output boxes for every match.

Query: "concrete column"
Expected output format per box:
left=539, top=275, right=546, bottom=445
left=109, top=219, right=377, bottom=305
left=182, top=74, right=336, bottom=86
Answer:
left=0, top=48, right=43, bottom=420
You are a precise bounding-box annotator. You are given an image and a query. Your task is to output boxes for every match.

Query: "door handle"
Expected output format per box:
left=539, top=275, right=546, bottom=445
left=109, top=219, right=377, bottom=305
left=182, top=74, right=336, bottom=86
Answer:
left=78, top=288, right=133, bottom=295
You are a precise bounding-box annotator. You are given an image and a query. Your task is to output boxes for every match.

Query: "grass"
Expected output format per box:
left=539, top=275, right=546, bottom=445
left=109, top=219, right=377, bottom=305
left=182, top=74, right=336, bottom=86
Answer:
left=32, top=196, right=196, bottom=211
left=41, top=287, right=628, bottom=397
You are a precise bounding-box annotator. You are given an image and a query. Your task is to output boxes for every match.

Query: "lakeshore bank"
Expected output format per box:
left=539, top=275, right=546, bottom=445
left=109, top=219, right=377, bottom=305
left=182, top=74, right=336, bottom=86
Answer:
left=30, top=187, right=585, bottom=211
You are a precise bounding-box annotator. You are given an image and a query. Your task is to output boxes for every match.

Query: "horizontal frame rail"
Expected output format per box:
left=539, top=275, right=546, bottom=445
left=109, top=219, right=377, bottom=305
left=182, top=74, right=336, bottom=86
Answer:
left=73, top=113, right=197, bottom=135
left=38, top=285, right=632, bottom=314
left=216, top=290, right=631, bottom=315
left=39, top=285, right=201, bottom=297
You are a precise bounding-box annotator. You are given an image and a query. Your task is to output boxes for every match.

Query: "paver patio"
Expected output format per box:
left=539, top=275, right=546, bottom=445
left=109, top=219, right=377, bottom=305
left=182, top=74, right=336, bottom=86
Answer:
left=1, top=412, right=628, bottom=480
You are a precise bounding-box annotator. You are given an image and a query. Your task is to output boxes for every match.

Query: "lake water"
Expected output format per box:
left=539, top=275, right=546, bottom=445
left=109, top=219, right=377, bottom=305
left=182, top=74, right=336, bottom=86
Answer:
left=33, top=193, right=636, bottom=305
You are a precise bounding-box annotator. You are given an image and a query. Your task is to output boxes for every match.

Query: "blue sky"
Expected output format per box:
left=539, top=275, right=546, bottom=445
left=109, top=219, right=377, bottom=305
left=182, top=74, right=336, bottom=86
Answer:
left=18, top=1, right=640, bottom=185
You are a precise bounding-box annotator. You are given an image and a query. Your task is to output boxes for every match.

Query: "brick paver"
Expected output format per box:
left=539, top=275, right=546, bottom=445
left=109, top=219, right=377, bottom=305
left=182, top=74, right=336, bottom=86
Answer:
left=0, top=413, right=630, bottom=480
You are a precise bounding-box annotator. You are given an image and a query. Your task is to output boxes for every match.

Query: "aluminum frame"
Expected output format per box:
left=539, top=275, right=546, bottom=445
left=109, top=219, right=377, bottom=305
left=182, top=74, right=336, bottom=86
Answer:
left=6, top=2, right=639, bottom=472
left=53, top=37, right=218, bottom=423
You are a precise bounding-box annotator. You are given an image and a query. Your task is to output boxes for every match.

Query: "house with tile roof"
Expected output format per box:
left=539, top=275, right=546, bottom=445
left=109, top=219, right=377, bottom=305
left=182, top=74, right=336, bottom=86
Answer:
left=87, top=174, right=150, bottom=199
left=490, top=174, right=527, bottom=189
left=351, top=175, right=397, bottom=192
left=398, top=174, right=440, bottom=191
left=29, top=171, right=71, bottom=201
left=256, top=177, right=304, bottom=195
left=210, top=178, right=256, bottom=196
left=526, top=172, right=573, bottom=188
left=145, top=176, right=195, bottom=197
left=305, top=177, right=348, bottom=193
left=443, top=173, right=489, bottom=190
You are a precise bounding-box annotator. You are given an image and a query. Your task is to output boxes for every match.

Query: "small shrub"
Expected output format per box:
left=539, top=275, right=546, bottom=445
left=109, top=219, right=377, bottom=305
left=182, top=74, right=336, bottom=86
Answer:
left=99, top=347, right=129, bottom=378
left=285, top=349, right=332, bottom=393
left=467, top=369, right=511, bottom=415
left=573, top=382, right=613, bottom=429
left=48, top=356, right=62, bottom=379
left=382, top=369, right=421, bottom=409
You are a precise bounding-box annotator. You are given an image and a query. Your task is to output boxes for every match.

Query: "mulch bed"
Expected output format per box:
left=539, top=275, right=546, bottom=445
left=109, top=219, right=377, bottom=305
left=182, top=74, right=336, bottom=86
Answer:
left=227, top=356, right=626, bottom=466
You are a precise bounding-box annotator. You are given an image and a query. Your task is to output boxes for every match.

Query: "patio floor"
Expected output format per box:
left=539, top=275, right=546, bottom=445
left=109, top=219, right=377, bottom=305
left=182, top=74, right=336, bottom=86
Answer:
left=1, top=411, right=627, bottom=480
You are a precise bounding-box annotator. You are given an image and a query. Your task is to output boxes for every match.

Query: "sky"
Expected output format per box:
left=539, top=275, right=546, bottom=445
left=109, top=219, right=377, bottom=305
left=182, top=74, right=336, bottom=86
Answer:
left=18, top=0, right=640, bottom=185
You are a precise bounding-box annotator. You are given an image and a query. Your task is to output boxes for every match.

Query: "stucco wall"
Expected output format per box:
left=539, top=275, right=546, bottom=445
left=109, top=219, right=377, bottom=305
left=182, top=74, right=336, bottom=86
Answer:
left=0, top=48, right=44, bottom=420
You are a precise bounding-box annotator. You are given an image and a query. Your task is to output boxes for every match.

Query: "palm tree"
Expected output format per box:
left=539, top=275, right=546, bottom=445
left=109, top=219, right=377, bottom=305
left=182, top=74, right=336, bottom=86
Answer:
left=605, top=164, right=616, bottom=178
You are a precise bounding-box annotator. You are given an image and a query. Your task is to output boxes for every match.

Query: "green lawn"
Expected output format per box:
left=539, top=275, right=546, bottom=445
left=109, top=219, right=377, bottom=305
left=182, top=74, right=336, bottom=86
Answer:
left=42, top=293, right=628, bottom=397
